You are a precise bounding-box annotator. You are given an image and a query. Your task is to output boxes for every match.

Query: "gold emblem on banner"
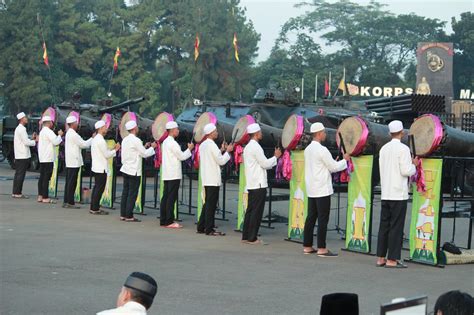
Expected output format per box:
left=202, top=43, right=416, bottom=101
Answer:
left=426, top=50, right=444, bottom=72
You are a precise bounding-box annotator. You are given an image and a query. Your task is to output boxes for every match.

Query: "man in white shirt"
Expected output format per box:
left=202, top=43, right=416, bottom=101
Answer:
left=97, top=272, right=157, bottom=315
left=242, top=123, right=281, bottom=244
left=90, top=120, right=120, bottom=215
left=119, top=120, right=156, bottom=222
left=63, top=116, right=93, bottom=208
left=303, top=122, right=349, bottom=256
left=12, top=112, right=37, bottom=199
left=160, top=121, right=193, bottom=228
left=37, top=116, right=63, bottom=203
left=376, top=120, right=418, bottom=268
left=197, top=123, right=233, bottom=236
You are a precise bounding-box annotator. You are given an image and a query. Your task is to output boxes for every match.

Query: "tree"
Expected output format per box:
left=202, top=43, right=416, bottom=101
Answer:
left=0, top=0, right=55, bottom=113
left=451, top=12, right=474, bottom=96
left=275, top=0, right=446, bottom=89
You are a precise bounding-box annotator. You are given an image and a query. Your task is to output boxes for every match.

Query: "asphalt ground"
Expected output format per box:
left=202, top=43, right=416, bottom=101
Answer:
left=1, top=162, right=472, bottom=314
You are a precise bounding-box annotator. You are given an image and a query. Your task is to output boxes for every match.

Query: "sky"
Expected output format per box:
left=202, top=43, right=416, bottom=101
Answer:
left=240, top=0, right=473, bottom=62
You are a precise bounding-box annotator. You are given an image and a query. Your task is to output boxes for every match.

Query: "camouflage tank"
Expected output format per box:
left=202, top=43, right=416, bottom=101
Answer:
left=176, top=87, right=383, bottom=150
left=1, top=93, right=149, bottom=169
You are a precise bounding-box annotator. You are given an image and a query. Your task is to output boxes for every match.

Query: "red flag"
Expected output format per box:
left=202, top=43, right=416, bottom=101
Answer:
left=194, top=34, right=200, bottom=62
left=324, top=79, right=329, bottom=97
left=42, top=42, right=49, bottom=66
left=113, top=47, right=121, bottom=72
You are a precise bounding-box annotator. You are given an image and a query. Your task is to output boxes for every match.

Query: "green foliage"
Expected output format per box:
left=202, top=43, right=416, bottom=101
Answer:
left=254, top=0, right=448, bottom=101
left=451, top=12, right=474, bottom=93
left=0, top=0, right=469, bottom=116
left=0, top=0, right=259, bottom=116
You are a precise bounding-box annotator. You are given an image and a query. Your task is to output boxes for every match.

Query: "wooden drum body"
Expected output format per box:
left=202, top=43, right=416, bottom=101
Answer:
left=152, top=112, right=174, bottom=143
left=337, top=116, right=406, bottom=156
left=409, top=114, right=474, bottom=157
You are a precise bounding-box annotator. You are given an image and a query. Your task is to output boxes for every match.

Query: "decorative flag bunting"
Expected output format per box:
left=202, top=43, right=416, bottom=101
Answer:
left=42, top=42, right=49, bottom=66
left=194, top=34, right=200, bottom=62
left=233, top=33, right=239, bottom=62
left=113, top=47, right=121, bottom=72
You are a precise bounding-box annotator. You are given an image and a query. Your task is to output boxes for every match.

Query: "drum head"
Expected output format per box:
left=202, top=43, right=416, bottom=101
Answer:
left=101, top=113, right=112, bottom=129
left=336, top=116, right=368, bottom=156
left=193, top=112, right=217, bottom=143
left=119, top=111, right=138, bottom=139
left=39, top=107, right=56, bottom=130
left=281, top=114, right=303, bottom=149
left=152, top=112, right=174, bottom=142
left=65, top=111, right=80, bottom=132
left=232, top=115, right=255, bottom=145
left=409, top=114, right=442, bottom=156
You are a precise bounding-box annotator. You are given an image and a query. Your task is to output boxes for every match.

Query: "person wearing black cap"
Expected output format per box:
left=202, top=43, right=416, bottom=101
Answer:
left=320, top=292, right=359, bottom=315
left=97, top=272, right=158, bottom=315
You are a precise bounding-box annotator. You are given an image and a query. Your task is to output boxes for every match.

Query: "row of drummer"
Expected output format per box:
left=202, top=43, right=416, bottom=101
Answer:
left=12, top=112, right=418, bottom=267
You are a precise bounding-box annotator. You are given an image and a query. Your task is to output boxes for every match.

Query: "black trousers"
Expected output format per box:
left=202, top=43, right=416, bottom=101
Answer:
left=120, top=173, right=141, bottom=219
left=12, top=158, right=30, bottom=195
left=63, top=167, right=80, bottom=205
left=91, top=172, right=107, bottom=211
left=38, top=162, right=53, bottom=198
left=303, top=196, right=331, bottom=248
left=376, top=200, right=408, bottom=261
left=242, top=188, right=267, bottom=242
left=197, top=186, right=220, bottom=234
left=160, top=179, right=180, bottom=226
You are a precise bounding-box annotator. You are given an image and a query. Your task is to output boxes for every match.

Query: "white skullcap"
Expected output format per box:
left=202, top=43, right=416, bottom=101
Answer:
left=16, top=112, right=26, bottom=120
left=203, top=123, right=216, bottom=135
left=66, top=116, right=77, bottom=124
left=310, top=122, right=325, bottom=133
left=165, top=121, right=178, bottom=130
left=388, top=120, right=403, bottom=133
left=125, top=120, right=137, bottom=130
left=246, top=123, right=261, bottom=134
left=95, top=120, right=106, bottom=129
left=42, top=116, right=52, bottom=122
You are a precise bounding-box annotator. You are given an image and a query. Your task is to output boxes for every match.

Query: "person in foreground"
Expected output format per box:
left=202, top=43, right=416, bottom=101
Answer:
left=303, top=122, right=349, bottom=257
left=97, top=272, right=157, bottom=315
left=434, top=290, right=474, bottom=315
left=376, top=120, right=419, bottom=268
left=12, top=112, right=37, bottom=199
left=242, top=123, right=281, bottom=245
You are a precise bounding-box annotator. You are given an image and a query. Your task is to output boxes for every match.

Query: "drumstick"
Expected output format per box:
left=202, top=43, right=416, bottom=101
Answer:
left=270, top=133, right=277, bottom=147
left=223, top=129, right=227, bottom=144
left=338, top=133, right=347, bottom=158
left=231, top=128, right=239, bottom=144
left=192, top=131, right=196, bottom=144
left=409, top=134, right=416, bottom=158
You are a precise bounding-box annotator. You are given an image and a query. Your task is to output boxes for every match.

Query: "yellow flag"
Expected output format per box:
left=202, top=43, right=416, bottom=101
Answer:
left=233, top=33, right=239, bottom=63
left=338, top=78, right=346, bottom=96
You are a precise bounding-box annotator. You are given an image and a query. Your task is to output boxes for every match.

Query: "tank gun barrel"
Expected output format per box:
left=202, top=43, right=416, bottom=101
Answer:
left=98, top=96, right=145, bottom=113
